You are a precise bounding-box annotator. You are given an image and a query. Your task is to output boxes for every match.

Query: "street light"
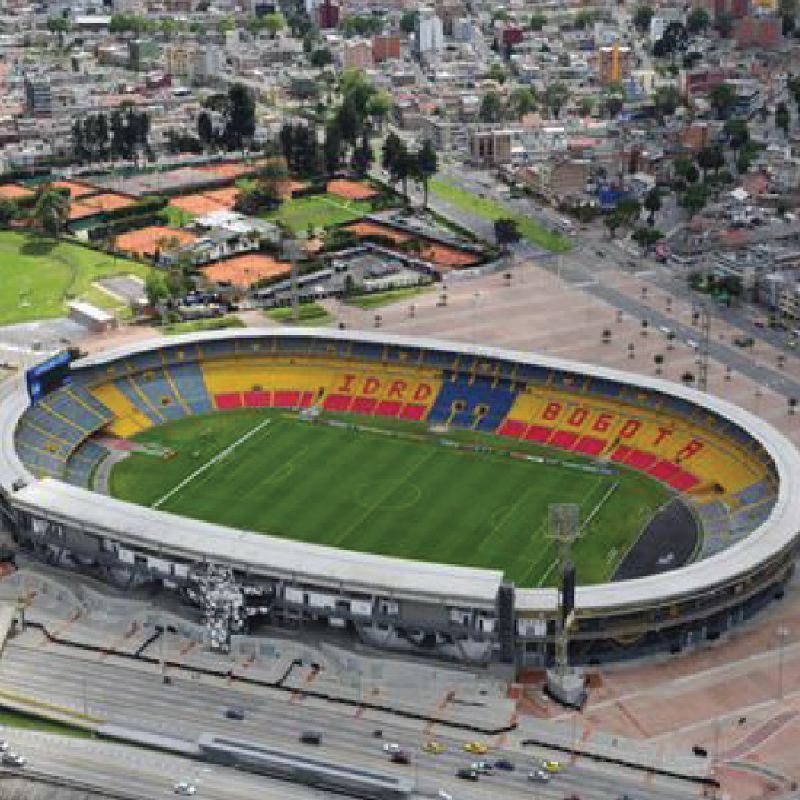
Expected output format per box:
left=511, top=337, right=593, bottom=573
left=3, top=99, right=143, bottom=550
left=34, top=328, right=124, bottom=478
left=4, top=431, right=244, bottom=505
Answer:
left=777, top=626, right=790, bottom=700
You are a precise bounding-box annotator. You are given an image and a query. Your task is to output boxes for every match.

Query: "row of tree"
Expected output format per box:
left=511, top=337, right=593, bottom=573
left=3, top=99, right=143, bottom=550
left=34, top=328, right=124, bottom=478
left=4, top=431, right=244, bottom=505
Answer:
left=381, top=134, right=437, bottom=206
left=194, top=84, right=256, bottom=153
left=71, top=108, right=151, bottom=164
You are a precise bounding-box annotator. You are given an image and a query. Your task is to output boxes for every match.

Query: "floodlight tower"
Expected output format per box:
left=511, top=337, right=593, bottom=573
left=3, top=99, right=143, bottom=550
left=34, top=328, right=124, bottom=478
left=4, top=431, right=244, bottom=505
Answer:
left=545, top=504, right=587, bottom=709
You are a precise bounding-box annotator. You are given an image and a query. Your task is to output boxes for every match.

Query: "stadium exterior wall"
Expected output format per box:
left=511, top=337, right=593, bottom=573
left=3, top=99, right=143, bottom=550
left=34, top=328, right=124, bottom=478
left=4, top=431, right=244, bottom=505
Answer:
left=0, top=328, right=798, bottom=667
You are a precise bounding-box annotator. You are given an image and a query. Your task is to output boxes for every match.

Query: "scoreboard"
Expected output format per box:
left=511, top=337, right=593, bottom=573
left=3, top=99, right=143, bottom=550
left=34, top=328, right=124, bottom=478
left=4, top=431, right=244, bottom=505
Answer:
left=25, top=350, right=73, bottom=403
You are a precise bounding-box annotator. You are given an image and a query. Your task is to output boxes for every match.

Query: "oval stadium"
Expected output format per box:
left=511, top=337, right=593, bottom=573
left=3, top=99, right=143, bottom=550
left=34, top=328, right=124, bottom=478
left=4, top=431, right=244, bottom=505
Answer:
left=0, top=328, right=797, bottom=668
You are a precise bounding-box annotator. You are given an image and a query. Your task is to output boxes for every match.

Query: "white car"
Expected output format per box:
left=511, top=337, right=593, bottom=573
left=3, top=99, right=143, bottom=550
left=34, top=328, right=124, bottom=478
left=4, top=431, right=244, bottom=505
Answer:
left=437, top=791, right=453, bottom=800
left=2, top=752, right=24, bottom=768
left=528, top=768, right=550, bottom=783
left=174, top=782, right=197, bottom=796
left=382, top=742, right=401, bottom=754
left=0, top=740, right=8, bottom=752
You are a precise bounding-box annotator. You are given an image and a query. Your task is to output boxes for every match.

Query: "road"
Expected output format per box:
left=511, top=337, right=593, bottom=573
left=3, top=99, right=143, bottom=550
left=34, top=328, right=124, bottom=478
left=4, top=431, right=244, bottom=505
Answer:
left=0, top=641, right=702, bottom=800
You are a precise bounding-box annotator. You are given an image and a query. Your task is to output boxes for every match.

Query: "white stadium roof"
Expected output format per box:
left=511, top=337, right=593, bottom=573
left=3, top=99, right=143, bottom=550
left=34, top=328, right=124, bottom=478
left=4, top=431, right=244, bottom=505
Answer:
left=3, top=328, right=799, bottom=614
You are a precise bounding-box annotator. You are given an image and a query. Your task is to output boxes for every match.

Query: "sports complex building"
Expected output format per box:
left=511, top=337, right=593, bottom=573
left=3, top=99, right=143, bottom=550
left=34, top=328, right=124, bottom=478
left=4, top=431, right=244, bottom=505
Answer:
left=0, top=328, right=797, bottom=667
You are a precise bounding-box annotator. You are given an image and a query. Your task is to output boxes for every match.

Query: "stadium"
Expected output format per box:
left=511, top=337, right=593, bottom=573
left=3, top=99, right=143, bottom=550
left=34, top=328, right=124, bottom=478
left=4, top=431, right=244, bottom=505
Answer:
left=0, top=328, right=797, bottom=668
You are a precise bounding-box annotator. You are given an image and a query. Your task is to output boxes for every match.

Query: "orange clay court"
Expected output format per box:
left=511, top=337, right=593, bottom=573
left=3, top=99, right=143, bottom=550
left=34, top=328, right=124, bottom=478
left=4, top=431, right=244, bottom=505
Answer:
left=202, top=254, right=290, bottom=288
left=49, top=180, right=98, bottom=199
left=344, top=221, right=480, bottom=269
left=69, top=192, right=136, bottom=220
left=114, top=226, right=197, bottom=258
left=0, top=184, right=34, bottom=200
left=169, top=187, right=241, bottom=216
left=327, top=179, right=379, bottom=201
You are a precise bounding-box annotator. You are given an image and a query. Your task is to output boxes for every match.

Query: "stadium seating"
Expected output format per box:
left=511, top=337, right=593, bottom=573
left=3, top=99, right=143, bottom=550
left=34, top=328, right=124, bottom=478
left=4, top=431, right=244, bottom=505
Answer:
left=427, top=371, right=518, bottom=431
left=64, top=440, right=109, bottom=487
left=15, top=385, right=113, bottom=478
left=496, top=386, right=771, bottom=500
left=12, top=343, right=777, bottom=530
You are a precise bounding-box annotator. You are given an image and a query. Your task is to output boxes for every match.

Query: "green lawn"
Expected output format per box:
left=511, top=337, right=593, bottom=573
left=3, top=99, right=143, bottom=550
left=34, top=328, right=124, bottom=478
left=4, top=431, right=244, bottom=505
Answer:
left=160, top=316, right=245, bottom=335
left=110, top=410, right=668, bottom=586
left=345, top=287, right=429, bottom=309
left=0, top=231, right=151, bottom=325
left=159, top=205, right=195, bottom=228
left=429, top=179, right=572, bottom=253
left=0, top=709, right=92, bottom=738
left=265, top=194, right=371, bottom=233
left=265, top=302, right=332, bottom=325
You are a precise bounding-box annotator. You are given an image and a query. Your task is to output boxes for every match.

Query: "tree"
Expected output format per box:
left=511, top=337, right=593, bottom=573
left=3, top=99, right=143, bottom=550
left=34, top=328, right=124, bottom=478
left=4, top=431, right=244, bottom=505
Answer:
left=710, top=82, right=737, bottom=119
left=654, top=22, right=688, bottom=59
left=687, top=7, right=710, bottom=34
left=31, top=189, right=69, bottom=238
left=604, top=210, right=624, bottom=238
left=724, top=118, right=749, bottom=151
left=681, top=183, right=708, bottom=219
left=508, top=87, right=537, bottom=119
left=697, top=145, right=724, bottom=178
left=616, top=198, right=642, bottom=228
left=324, top=123, right=343, bottom=176
left=632, top=226, right=663, bottom=248
left=653, top=86, right=681, bottom=119
left=416, top=139, right=438, bottom=208
left=400, top=10, right=418, bottom=34
left=544, top=82, right=569, bottom=118
left=224, top=83, right=256, bottom=152
left=263, top=12, right=286, bottom=37
left=494, top=218, right=521, bottom=248
left=0, top=199, right=19, bottom=226
left=197, top=111, right=214, bottom=148
left=604, top=94, right=624, bottom=118
left=365, top=91, right=392, bottom=130
left=351, top=131, right=373, bottom=178
left=485, top=63, right=507, bottom=84
left=715, top=11, right=734, bottom=37
left=310, top=47, right=332, bottom=68
left=479, top=92, right=505, bottom=123
left=654, top=354, right=665, bottom=375
left=47, top=16, right=70, bottom=49
left=644, top=188, right=662, bottom=225
left=633, top=4, right=654, bottom=32
left=145, top=271, right=169, bottom=307
left=577, top=98, right=593, bottom=117
left=530, top=13, right=547, bottom=31
left=776, top=101, right=790, bottom=135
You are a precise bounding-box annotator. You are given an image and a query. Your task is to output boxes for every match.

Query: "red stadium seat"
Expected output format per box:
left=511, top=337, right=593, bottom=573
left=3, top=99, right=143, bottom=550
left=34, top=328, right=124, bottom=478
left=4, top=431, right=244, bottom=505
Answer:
left=351, top=397, right=377, bottom=415
left=374, top=401, right=402, bottom=418
left=323, top=394, right=352, bottom=412
left=496, top=419, right=527, bottom=438
left=243, top=390, right=270, bottom=407
left=549, top=430, right=579, bottom=450
left=667, top=470, right=701, bottom=491
left=625, top=449, right=658, bottom=471
left=649, top=460, right=680, bottom=481
left=524, top=425, right=552, bottom=443
left=215, top=392, right=242, bottom=410
left=574, top=436, right=606, bottom=456
left=273, top=390, right=301, bottom=407
left=399, top=404, right=427, bottom=420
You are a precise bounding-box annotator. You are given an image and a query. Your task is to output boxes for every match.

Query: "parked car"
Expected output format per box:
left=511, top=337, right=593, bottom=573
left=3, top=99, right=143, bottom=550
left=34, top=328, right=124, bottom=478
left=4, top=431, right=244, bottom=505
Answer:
left=493, top=758, right=514, bottom=771
left=173, top=782, right=196, bottom=796
left=300, top=731, right=322, bottom=745
left=456, top=768, right=479, bottom=781
left=2, top=753, right=24, bottom=768
left=390, top=750, right=411, bottom=765
left=224, top=707, right=244, bottom=720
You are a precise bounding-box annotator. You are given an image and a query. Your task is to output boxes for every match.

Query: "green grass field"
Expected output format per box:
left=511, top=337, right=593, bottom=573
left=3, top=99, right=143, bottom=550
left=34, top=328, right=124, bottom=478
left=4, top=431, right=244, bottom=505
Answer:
left=110, top=410, right=669, bottom=586
left=0, top=231, right=151, bottom=325
left=265, top=194, right=371, bottom=232
left=344, top=287, right=429, bottom=309
left=429, top=179, right=572, bottom=253
left=265, top=302, right=332, bottom=325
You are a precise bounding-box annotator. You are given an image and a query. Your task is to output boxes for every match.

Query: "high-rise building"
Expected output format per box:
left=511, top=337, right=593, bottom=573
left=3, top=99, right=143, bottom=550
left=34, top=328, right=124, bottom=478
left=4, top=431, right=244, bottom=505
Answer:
left=24, top=76, right=52, bottom=117
left=414, top=8, right=444, bottom=56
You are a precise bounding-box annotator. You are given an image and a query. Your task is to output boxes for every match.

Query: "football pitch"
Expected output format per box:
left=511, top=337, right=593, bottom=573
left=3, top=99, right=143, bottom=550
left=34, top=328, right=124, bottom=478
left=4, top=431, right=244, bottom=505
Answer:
left=109, top=410, right=671, bottom=586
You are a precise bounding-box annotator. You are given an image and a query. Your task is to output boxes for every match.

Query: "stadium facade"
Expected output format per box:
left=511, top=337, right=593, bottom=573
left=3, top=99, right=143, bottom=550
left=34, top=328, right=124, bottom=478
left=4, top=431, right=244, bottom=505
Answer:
left=0, top=329, right=797, bottom=667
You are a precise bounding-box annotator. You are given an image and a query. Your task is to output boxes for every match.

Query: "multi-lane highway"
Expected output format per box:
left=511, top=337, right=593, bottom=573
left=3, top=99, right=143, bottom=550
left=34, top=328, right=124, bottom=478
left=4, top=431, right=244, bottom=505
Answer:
left=0, top=641, right=705, bottom=800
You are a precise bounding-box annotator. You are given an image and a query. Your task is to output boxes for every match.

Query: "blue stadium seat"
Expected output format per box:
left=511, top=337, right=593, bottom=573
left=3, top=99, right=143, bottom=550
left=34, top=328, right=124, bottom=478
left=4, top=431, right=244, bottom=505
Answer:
left=427, top=374, right=518, bottom=430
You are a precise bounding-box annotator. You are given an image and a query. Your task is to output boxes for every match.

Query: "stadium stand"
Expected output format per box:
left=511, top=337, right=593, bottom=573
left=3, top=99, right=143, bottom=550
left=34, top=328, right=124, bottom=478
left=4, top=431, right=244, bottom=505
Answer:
left=14, top=385, right=112, bottom=478
left=64, top=440, right=109, bottom=488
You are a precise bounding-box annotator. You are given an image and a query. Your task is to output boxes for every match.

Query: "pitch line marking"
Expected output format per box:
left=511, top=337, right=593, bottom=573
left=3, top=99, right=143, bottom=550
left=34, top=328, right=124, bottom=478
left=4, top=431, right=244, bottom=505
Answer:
left=331, top=450, right=435, bottom=547
left=152, top=418, right=273, bottom=510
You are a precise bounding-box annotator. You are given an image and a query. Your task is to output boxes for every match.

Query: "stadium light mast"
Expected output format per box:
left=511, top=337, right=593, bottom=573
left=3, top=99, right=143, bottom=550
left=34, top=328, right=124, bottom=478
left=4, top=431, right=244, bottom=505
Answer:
left=545, top=503, right=586, bottom=710
left=697, top=302, right=711, bottom=392
left=282, top=236, right=303, bottom=324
